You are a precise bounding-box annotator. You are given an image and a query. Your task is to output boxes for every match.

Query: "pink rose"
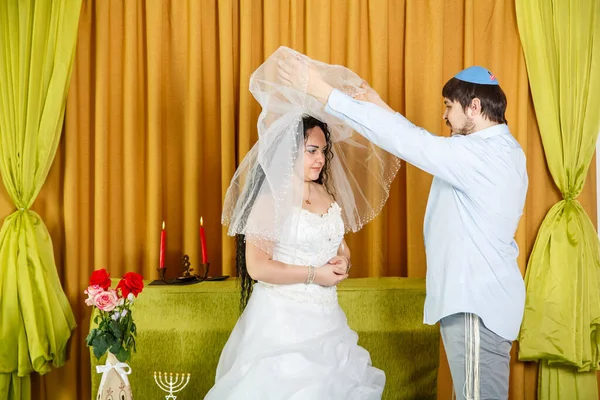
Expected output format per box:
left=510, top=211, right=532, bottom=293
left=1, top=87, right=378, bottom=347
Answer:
left=84, top=285, right=104, bottom=306
left=93, top=290, right=119, bottom=312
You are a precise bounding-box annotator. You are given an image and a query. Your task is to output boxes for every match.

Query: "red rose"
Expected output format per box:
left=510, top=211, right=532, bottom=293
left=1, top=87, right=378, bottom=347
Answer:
left=89, top=269, right=111, bottom=290
left=117, top=272, right=144, bottom=298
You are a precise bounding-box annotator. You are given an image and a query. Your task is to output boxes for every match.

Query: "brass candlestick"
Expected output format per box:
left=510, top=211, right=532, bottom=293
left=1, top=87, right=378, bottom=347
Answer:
left=177, top=254, right=196, bottom=281
left=154, top=254, right=210, bottom=284
left=156, top=267, right=176, bottom=284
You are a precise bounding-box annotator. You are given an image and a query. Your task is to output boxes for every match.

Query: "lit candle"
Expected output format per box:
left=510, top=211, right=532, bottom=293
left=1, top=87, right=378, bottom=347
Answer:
left=159, top=221, right=166, bottom=268
left=200, top=217, right=208, bottom=264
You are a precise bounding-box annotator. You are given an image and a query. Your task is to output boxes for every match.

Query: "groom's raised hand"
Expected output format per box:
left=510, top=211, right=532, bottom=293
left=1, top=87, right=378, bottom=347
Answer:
left=277, top=54, right=333, bottom=104
left=353, top=81, right=395, bottom=113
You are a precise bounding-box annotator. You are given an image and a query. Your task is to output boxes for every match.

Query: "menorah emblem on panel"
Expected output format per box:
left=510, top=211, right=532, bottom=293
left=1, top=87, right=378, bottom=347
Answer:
left=154, top=371, right=191, bottom=399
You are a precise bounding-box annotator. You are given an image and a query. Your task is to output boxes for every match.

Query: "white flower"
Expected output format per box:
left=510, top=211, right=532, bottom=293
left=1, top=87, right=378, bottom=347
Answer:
left=118, top=298, right=125, bottom=306
left=111, top=311, right=120, bottom=321
left=121, top=309, right=128, bottom=318
left=127, top=293, right=135, bottom=302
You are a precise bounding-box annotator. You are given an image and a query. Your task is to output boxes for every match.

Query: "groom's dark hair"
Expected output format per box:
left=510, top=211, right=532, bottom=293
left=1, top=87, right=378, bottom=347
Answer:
left=442, top=78, right=508, bottom=124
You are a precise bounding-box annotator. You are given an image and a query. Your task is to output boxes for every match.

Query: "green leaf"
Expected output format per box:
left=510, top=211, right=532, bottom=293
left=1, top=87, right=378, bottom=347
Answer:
left=132, top=335, right=137, bottom=352
left=110, top=341, right=122, bottom=355
left=104, top=332, right=118, bottom=349
left=116, top=346, right=130, bottom=363
left=94, top=315, right=100, bottom=324
left=85, top=329, right=98, bottom=346
left=109, top=319, right=122, bottom=338
left=92, top=334, right=109, bottom=359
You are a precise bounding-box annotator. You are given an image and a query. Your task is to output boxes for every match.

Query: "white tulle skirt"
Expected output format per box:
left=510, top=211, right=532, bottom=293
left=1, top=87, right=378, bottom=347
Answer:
left=204, top=283, right=385, bottom=400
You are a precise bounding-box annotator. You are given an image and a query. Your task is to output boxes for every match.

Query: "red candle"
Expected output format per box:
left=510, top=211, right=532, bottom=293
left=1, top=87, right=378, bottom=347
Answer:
left=200, top=217, right=208, bottom=264
left=159, top=221, right=166, bottom=268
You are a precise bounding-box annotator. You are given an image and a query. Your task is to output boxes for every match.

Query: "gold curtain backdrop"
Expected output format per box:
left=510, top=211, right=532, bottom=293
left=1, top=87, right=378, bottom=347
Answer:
left=0, top=0, right=596, bottom=398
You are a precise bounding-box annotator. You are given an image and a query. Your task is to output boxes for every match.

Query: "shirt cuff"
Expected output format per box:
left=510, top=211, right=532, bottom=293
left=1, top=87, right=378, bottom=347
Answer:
left=324, top=89, right=351, bottom=117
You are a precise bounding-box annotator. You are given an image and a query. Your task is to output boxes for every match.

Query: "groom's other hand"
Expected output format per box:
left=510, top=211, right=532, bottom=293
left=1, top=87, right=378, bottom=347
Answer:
left=353, top=81, right=395, bottom=113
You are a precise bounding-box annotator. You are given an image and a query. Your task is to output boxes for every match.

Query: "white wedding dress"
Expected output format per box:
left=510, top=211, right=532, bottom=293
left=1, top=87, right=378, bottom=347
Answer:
left=205, top=203, right=385, bottom=399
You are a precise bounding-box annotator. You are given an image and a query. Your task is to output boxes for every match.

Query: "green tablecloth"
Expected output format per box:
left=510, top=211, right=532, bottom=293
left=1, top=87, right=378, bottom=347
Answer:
left=90, top=277, right=439, bottom=399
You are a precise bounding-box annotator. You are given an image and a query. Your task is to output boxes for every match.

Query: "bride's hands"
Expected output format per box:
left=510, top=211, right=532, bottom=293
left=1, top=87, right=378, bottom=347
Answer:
left=313, top=264, right=349, bottom=287
left=327, top=256, right=350, bottom=275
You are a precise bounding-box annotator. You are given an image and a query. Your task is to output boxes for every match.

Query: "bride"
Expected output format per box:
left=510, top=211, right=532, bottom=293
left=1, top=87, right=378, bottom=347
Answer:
left=205, top=47, right=400, bottom=400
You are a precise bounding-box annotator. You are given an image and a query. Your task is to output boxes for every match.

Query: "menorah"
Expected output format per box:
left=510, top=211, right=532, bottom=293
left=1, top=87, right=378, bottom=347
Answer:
left=154, top=371, right=191, bottom=400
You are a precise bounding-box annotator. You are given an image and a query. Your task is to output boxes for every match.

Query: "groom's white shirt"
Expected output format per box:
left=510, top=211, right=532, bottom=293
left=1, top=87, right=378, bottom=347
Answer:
left=325, top=89, right=528, bottom=340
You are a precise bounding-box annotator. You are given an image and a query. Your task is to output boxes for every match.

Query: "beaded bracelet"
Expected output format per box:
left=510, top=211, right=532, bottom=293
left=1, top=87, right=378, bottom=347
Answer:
left=305, top=265, right=316, bottom=285
left=342, top=256, right=352, bottom=273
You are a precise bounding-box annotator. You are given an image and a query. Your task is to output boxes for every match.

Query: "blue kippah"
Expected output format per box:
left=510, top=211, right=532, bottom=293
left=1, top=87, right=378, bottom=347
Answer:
left=454, top=66, right=499, bottom=85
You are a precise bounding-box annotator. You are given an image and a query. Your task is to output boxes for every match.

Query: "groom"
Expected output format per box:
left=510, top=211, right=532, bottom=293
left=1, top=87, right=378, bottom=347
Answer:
left=279, top=60, right=528, bottom=399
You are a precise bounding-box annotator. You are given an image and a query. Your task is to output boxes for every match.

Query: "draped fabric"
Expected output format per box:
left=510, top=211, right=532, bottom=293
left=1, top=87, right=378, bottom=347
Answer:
left=0, top=0, right=596, bottom=398
left=515, top=0, right=600, bottom=398
left=0, top=1, right=82, bottom=399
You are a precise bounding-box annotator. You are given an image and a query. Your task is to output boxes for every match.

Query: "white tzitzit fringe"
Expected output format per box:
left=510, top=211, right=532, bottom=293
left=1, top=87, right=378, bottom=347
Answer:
left=463, top=313, right=480, bottom=400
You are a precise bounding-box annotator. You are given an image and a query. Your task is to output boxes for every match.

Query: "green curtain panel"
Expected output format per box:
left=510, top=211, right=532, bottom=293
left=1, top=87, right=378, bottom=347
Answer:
left=515, top=0, right=600, bottom=398
left=0, top=1, right=82, bottom=399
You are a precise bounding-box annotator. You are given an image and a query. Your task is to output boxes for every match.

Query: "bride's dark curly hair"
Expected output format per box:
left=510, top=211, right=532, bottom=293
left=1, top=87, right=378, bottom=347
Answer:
left=235, top=115, right=335, bottom=311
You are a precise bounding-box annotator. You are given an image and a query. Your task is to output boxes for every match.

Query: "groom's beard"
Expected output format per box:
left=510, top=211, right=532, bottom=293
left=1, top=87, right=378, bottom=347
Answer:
left=446, top=121, right=462, bottom=136
left=447, top=118, right=474, bottom=136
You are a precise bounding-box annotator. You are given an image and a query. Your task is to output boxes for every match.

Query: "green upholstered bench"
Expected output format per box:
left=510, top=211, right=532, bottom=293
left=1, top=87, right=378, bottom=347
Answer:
left=90, top=277, right=439, bottom=399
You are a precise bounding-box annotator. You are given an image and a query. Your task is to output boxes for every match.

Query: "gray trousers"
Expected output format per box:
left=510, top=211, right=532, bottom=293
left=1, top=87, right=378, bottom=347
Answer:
left=440, top=313, right=512, bottom=400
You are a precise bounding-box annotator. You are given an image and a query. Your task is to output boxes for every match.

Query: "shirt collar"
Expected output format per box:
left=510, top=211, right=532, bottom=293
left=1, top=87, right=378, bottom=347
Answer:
left=468, top=123, right=509, bottom=139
